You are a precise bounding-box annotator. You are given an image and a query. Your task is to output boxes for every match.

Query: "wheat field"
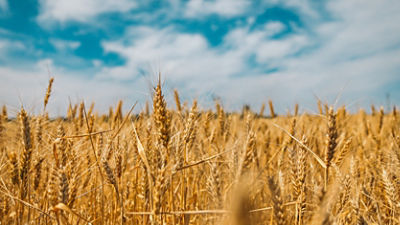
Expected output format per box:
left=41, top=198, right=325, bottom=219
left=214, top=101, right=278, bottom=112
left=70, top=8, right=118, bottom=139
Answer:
left=0, top=78, right=399, bottom=225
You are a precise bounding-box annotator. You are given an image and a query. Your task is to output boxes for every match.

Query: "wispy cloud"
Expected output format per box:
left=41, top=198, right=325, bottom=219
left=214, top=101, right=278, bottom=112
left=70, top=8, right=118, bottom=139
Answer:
left=184, top=0, right=251, bottom=18
left=37, top=0, right=137, bottom=24
left=0, top=0, right=7, bottom=12
left=50, top=39, right=81, bottom=51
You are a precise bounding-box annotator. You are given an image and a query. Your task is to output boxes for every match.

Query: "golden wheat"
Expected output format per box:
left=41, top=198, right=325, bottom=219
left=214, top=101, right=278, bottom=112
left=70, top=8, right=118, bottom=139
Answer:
left=0, top=78, right=398, bottom=224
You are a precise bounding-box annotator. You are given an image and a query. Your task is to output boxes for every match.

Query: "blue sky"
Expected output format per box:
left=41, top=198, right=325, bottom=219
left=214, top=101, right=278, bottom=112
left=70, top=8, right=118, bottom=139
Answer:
left=1, top=0, right=400, bottom=115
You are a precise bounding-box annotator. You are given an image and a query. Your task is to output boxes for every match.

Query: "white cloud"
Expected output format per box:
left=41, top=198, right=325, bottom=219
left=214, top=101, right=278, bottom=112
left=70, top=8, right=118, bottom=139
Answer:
left=50, top=39, right=81, bottom=51
left=100, top=26, right=235, bottom=81
left=37, top=0, right=136, bottom=24
left=184, top=0, right=251, bottom=18
left=92, top=60, right=102, bottom=67
left=223, top=22, right=309, bottom=65
left=0, top=0, right=7, bottom=11
left=0, top=39, right=25, bottom=51
left=0, top=39, right=26, bottom=61
left=255, top=35, right=308, bottom=63
left=264, top=22, right=285, bottom=34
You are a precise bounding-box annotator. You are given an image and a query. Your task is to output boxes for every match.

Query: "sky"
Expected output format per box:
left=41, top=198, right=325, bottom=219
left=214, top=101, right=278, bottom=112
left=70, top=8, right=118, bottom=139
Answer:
left=0, top=0, right=400, bottom=115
